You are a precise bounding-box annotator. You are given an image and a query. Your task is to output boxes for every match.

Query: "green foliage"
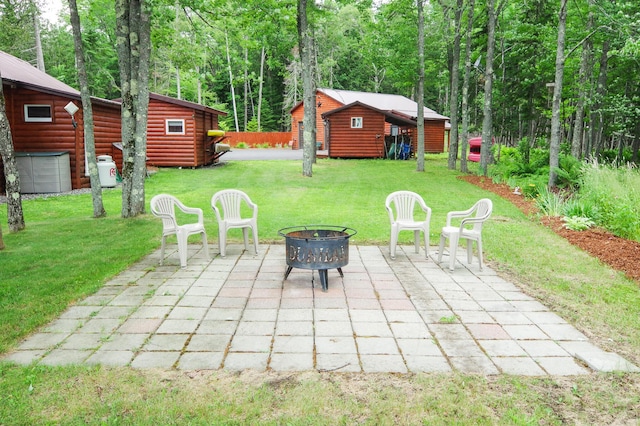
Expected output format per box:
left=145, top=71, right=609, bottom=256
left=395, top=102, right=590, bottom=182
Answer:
left=554, top=154, right=583, bottom=190
left=577, top=161, right=640, bottom=241
left=236, top=142, right=249, bottom=149
left=562, top=216, right=595, bottom=231
left=535, top=186, right=565, bottom=216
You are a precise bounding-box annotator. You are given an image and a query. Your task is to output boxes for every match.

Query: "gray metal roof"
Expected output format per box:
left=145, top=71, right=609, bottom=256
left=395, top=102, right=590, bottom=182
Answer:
left=0, top=50, right=80, bottom=96
left=319, top=88, right=449, bottom=121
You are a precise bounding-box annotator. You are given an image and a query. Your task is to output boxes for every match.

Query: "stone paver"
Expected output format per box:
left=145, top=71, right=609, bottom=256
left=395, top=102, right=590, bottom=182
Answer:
left=3, top=243, right=638, bottom=376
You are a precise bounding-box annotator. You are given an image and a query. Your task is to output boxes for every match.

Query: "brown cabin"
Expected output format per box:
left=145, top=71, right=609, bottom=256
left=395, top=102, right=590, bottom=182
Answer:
left=0, top=50, right=121, bottom=192
left=290, top=88, right=449, bottom=158
left=145, top=92, right=227, bottom=168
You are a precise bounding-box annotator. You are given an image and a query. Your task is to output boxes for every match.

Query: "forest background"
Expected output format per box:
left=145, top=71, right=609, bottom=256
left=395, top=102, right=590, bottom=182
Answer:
left=2, top=0, right=640, bottom=164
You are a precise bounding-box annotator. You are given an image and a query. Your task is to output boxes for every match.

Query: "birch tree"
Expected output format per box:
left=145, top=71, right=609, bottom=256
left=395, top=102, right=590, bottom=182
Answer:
left=460, top=0, right=475, bottom=173
left=0, top=69, right=25, bottom=234
left=416, top=0, right=425, bottom=172
left=479, top=0, right=498, bottom=175
left=447, top=0, right=463, bottom=170
left=116, top=0, right=151, bottom=217
left=298, top=0, right=315, bottom=177
left=68, top=0, right=106, bottom=218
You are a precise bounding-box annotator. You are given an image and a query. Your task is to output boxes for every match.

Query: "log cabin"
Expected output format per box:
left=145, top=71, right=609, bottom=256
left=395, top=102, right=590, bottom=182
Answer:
left=144, top=92, right=227, bottom=168
left=0, top=50, right=121, bottom=192
left=290, top=88, right=449, bottom=158
left=1, top=50, right=229, bottom=193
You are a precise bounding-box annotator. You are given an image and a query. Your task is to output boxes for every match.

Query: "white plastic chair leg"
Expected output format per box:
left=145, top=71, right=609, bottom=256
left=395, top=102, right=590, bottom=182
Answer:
left=201, top=231, right=210, bottom=260
left=159, top=236, right=167, bottom=265
left=477, top=238, right=484, bottom=270
left=437, top=234, right=446, bottom=263
left=413, top=230, right=420, bottom=254
left=423, top=229, right=429, bottom=258
left=252, top=227, right=259, bottom=254
left=219, top=228, right=227, bottom=257
left=390, top=227, right=398, bottom=259
left=177, top=231, right=188, bottom=268
left=242, top=228, right=249, bottom=251
left=448, top=234, right=459, bottom=271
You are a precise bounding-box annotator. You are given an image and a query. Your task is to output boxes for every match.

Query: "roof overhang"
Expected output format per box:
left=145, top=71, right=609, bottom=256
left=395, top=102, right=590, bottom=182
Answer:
left=322, top=101, right=425, bottom=127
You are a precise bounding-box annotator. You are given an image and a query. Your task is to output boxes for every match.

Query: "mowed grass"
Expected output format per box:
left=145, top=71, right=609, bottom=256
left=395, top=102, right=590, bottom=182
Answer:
left=1, top=155, right=639, bottom=424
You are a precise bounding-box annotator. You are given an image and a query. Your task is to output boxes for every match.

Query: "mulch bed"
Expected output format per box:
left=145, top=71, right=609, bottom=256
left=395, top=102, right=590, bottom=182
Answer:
left=459, top=175, right=640, bottom=284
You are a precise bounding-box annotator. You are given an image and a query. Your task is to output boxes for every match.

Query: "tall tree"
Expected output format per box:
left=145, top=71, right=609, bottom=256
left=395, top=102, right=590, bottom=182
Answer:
left=571, top=0, right=593, bottom=159
left=447, top=0, right=463, bottom=170
left=460, top=0, right=475, bottom=173
left=416, top=0, right=425, bottom=172
left=68, top=0, right=106, bottom=218
left=480, top=0, right=499, bottom=175
left=298, top=0, right=315, bottom=177
left=116, top=0, right=151, bottom=217
left=0, top=69, right=25, bottom=233
left=548, top=0, right=568, bottom=188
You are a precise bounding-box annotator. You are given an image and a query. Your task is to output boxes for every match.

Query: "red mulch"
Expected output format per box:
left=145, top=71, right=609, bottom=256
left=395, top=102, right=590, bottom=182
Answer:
left=459, top=175, right=640, bottom=284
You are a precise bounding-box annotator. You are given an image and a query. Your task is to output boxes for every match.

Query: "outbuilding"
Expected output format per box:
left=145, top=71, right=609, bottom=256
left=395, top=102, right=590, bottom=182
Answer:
left=290, top=88, right=449, bottom=158
left=0, top=50, right=121, bottom=192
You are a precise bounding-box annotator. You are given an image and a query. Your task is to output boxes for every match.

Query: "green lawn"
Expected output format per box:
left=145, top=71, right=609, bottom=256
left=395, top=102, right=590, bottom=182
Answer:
left=1, top=155, right=639, bottom=424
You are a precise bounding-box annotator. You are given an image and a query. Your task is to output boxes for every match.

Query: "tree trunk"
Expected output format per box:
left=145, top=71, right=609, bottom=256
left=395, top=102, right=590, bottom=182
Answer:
left=447, top=0, right=463, bottom=170
left=298, top=0, right=315, bottom=177
left=548, top=0, right=568, bottom=188
left=68, top=0, right=106, bottom=218
left=460, top=0, right=475, bottom=174
left=0, top=69, right=25, bottom=233
left=589, top=39, right=609, bottom=158
left=116, top=0, right=151, bottom=218
left=244, top=46, right=248, bottom=130
left=571, top=2, right=593, bottom=159
left=258, top=46, right=265, bottom=132
left=480, top=0, right=497, bottom=175
left=33, top=4, right=45, bottom=72
left=416, top=0, right=425, bottom=172
left=225, top=31, right=240, bottom=132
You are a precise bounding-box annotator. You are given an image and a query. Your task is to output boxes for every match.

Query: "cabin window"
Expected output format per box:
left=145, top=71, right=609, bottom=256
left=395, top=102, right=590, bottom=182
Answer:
left=351, top=117, right=363, bottom=129
left=166, top=119, right=185, bottom=134
left=24, top=104, right=52, bottom=122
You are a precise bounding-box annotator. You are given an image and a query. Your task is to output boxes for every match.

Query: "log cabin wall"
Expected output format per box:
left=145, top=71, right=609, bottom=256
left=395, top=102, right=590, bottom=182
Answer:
left=146, top=98, right=198, bottom=167
left=290, top=92, right=342, bottom=150
left=324, top=105, right=387, bottom=158
left=3, top=87, right=81, bottom=189
left=409, top=120, right=446, bottom=153
left=0, top=85, right=122, bottom=191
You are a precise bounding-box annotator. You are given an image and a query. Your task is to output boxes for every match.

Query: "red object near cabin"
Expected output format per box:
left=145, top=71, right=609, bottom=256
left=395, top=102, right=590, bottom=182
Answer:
left=468, top=137, right=482, bottom=162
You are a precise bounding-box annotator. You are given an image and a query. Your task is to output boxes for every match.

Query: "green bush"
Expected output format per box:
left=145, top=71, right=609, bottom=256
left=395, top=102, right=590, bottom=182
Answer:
left=578, top=161, right=640, bottom=241
left=562, top=216, right=595, bottom=231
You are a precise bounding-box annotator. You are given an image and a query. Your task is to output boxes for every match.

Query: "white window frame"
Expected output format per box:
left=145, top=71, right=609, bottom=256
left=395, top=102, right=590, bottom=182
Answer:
left=165, top=119, right=185, bottom=135
left=350, top=117, right=363, bottom=129
left=24, top=104, right=53, bottom=122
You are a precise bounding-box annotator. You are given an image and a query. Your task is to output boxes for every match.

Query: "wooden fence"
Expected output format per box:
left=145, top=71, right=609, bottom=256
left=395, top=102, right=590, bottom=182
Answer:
left=223, top=132, right=292, bottom=148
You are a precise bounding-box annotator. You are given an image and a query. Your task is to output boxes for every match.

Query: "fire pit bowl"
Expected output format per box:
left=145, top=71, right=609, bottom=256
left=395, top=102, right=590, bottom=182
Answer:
left=278, top=225, right=357, bottom=291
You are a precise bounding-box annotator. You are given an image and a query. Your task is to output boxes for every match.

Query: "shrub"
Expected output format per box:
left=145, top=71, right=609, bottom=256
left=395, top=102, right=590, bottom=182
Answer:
left=562, top=216, right=595, bottom=231
left=236, top=142, right=248, bottom=149
left=554, top=154, right=583, bottom=190
left=535, top=186, right=565, bottom=216
left=578, top=160, right=640, bottom=241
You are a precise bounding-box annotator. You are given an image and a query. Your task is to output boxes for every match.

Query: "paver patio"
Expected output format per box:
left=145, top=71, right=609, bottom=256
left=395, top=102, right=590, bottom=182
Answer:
left=4, top=243, right=639, bottom=375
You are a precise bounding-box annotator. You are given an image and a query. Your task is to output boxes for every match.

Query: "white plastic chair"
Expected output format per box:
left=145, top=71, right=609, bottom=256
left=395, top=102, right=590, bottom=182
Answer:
left=437, top=198, right=493, bottom=271
left=211, top=189, right=259, bottom=257
left=150, top=194, right=210, bottom=268
left=385, top=191, right=432, bottom=259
